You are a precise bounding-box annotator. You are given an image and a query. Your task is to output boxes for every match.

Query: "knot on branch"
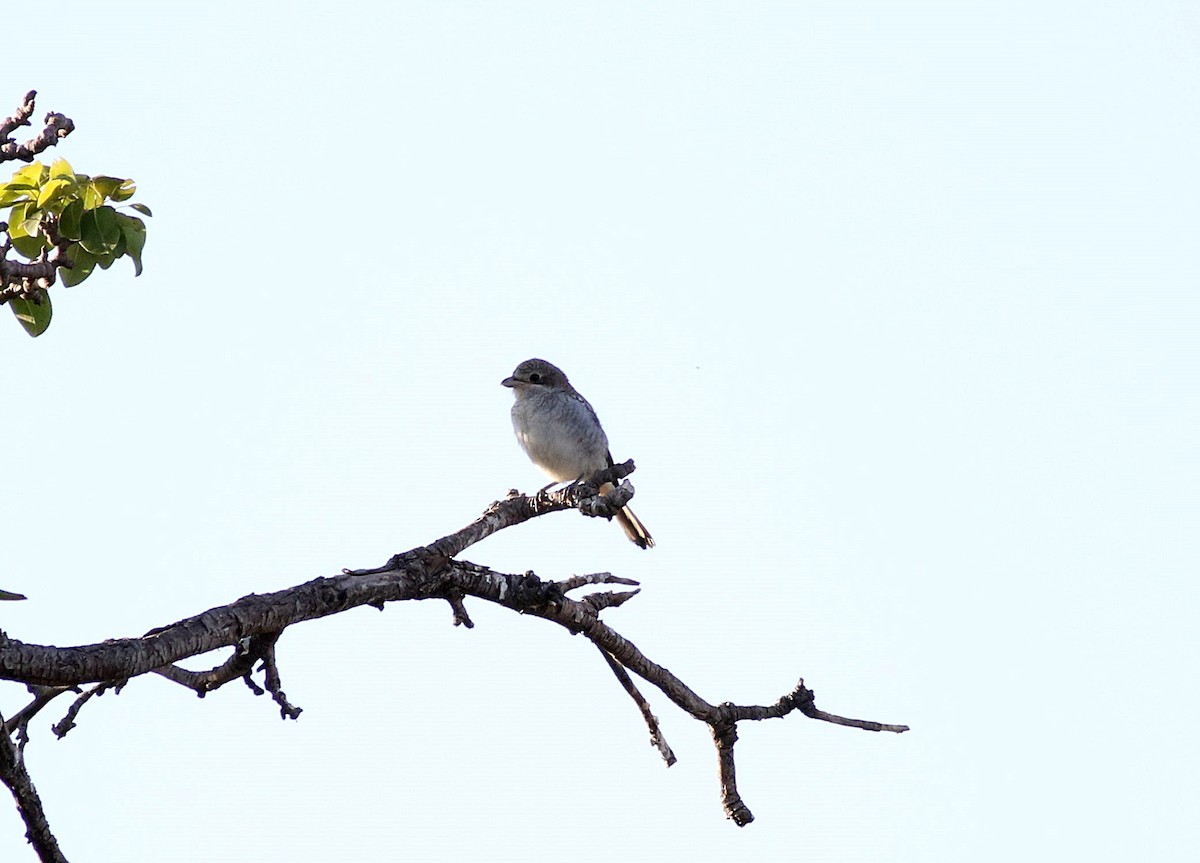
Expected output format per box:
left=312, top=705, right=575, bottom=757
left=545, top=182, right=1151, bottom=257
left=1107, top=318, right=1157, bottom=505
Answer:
left=505, top=571, right=563, bottom=613
left=774, top=680, right=815, bottom=715
left=553, top=460, right=638, bottom=520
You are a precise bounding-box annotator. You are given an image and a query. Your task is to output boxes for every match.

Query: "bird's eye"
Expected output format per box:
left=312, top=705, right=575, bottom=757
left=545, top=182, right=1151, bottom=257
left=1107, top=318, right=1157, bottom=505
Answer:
left=529, top=373, right=542, bottom=383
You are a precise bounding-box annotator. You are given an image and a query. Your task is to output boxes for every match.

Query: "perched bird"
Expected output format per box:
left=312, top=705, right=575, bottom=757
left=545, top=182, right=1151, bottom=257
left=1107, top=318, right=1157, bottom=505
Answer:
left=502, top=358, right=654, bottom=549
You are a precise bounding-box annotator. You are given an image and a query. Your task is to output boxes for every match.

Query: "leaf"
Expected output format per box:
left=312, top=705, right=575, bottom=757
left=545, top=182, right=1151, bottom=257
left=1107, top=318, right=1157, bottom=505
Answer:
left=59, top=246, right=97, bottom=286
left=128, top=202, right=153, bottom=217
left=82, top=182, right=104, bottom=209
left=48, top=158, right=75, bottom=180
left=9, top=289, right=52, bottom=337
left=89, top=176, right=124, bottom=203
left=11, top=163, right=46, bottom=189
left=7, top=203, right=47, bottom=256
left=58, top=198, right=83, bottom=240
left=37, top=177, right=74, bottom=209
left=95, top=206, right=120, bottom=246
left=110, top=178, right=136, bottom=202
left=0, top=185, right=34, bottom=206
left=115, top=213, right=147, bottom=276
left=16, top=215, right=43, bottom=237
left=79, top=205, right=121, bottom=254
left=11, top=233, right=47, bottom=258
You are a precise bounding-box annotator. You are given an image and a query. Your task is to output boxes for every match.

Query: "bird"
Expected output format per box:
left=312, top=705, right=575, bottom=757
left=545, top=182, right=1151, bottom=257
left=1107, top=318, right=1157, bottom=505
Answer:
left=502, top=358, right=654, bottom=549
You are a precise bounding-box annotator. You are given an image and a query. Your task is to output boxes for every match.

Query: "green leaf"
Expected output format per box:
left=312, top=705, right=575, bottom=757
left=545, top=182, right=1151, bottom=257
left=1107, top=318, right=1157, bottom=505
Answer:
left=17, top=214, right=43, bottom=236
left=115, top=213, right=147, bottom=276
left=48, top=158, right=75, bottom=180
left=79, top=205, right=121, bottom=254
left=11, top=163, right=46, bottom=188
left=7, top=202, right=47, bottom=256
left=82, top=183, right=104, bottom=209
left=0, top=185, right=34, bottom=206
left=59, top=246, right=97, bottom=286
left=37, top=177, right=74, bottom=209
left=7, top=201, right=27, bottom=231
left=110, top=178, right=136, bottom=202
left=95, top=206, right=120, bottom=246
left=9, top=289, right=52, bottom=337
left=89, top=176, right=124, bottom=203
left=11, top=234, right=46, bottom=258
left=128, top=202, right=153, bottom=217
left=59, top=198, right=83, bottom=240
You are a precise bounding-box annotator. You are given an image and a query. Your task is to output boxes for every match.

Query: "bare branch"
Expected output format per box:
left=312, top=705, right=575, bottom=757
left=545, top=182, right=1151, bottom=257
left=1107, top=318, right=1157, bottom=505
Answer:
left=0, top=475, right=907, bottom=841
left=444, top=588, right=474, bottom=628
left=50, top=680, right=127, bottom=739
left=152, top=643, right=259, bottom=695
left=426, top=461, right=639, bottom=560
left=0, top=91, right=37, bottom=140
left=722, top=680, right=911, bottom=734
left=2, top=687, right=74, bottom=740
left=711, top=720, right=753, bottom=826
left=0, top=710, right=67, bottom=863
left=594, top=643, right=676, bottom=766
left=558, top=572, right=640, bottom=593
left=0, top=91, right=75, bottom=164
left=582, top=589, right=641, bottom=612
left=256, top=634, right=302, bottom=720
left=150, top=631, right=304, bottom=723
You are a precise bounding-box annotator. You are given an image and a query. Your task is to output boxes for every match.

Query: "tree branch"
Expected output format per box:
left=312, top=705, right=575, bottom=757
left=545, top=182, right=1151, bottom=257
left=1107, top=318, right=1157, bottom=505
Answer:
left=0, top=710, right=68, bottom=863
left=0, top=473, right=908, bottom=861
left=594, top=643, right=676, bottom=766
left=0, top=91, right=74, bottom=164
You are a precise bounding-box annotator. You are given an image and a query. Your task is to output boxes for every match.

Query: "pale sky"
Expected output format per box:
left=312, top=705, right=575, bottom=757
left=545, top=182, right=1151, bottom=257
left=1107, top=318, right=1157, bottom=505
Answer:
left=2, top=2, right=1197, bottom=861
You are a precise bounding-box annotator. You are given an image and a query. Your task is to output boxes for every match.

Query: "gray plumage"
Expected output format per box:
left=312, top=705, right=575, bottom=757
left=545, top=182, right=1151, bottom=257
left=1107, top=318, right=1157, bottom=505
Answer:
left=502, top=359, right=654, bottom=549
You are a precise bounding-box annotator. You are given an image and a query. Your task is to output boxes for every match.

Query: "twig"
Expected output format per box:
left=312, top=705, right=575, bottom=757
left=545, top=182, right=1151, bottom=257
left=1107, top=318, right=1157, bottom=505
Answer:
left=445, top=588, right=474, bottom=628
left=2, top=687, right=74, bottom=740
left=594, top=643, right=676, bottom=766
left=51, top=681, right=125, bottom=739
left=558, top=572, right=640, bottom=592
left=582, top=590, right=641, bottom=612
left=711, top=720, right=753, bottom=826
left=153, top=641, right=260, bottom=695
left=257, top=635, right=302, bottom=720
left=154, top=633, right=302, bottom=719
left=723, top=679, right=911, bottom=734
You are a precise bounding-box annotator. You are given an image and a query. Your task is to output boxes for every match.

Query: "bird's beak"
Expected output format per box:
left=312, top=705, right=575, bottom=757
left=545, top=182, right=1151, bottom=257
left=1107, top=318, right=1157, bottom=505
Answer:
left=501, top=376, right=517, bottom=388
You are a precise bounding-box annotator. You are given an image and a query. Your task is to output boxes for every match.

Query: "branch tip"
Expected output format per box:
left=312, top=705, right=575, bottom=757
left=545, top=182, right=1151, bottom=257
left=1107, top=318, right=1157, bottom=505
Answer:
left=593, top=644, right=676, bottom=767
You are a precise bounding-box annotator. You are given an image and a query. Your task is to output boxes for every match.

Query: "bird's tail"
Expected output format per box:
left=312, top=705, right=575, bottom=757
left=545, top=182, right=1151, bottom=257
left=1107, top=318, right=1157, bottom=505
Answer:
left=615, top=505, right=654, bottom=549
